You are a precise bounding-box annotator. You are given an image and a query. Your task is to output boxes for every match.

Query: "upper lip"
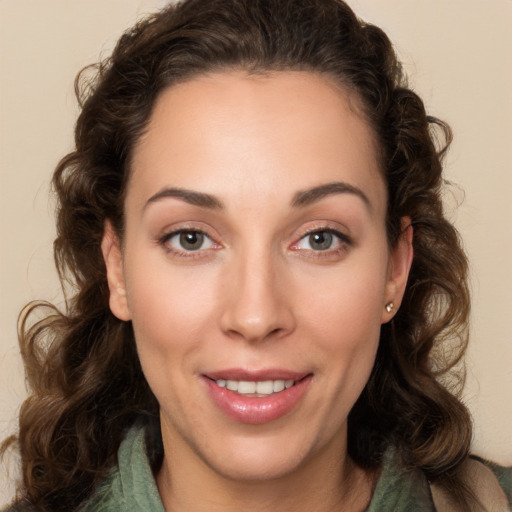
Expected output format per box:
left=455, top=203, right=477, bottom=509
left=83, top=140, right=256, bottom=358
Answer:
left=204, top=368, right=311, bottom=381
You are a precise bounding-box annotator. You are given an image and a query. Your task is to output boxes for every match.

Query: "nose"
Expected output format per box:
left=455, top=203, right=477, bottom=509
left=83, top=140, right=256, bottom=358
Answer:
left=219, top=248, right=296, bottom=343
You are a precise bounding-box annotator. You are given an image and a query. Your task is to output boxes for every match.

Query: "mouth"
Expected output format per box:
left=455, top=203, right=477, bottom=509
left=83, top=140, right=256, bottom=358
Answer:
left=213, top=378, right=295, bottom=396
left=203, top=371, right=313, bottom=424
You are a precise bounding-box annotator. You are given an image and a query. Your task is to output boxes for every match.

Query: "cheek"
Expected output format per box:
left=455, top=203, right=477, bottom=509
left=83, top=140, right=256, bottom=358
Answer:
left=126, top=241, right=216, bottom=312
left=309, top=269, right=385, bottom=400
left=294, top=253, right=388, bottom=387
left=123, top=253, right=220, bottom=367
left=298, top=260, right=389, bottom=338
left=123, top=260, right=223, bottom=425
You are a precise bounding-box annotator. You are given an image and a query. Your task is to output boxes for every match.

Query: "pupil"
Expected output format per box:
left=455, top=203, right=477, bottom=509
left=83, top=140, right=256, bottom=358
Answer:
left=310, top=232, right=332, bottom=250
left=180, top=231, right=204, bottom=250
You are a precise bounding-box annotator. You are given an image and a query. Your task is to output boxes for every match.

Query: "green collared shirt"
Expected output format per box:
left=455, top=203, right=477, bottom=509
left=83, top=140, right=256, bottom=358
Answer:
left=6, top=425, right=510, bottom=511
left=80, top=426, right=507, bottom=512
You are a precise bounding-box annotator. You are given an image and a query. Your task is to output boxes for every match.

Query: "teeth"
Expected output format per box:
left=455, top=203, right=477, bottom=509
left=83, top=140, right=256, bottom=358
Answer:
left=237, top=381, right=256, bottom=394
left=273, top=380, right=285, bottom=392
left=256, top=381, right=274, bottom=394
left=215, top=379, right=295, bottom=396
left=226, top=380, right=238, bottom=391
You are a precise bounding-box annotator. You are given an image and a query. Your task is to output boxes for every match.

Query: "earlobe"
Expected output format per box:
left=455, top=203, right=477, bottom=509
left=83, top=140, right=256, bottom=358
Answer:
left=101, top=221, right=131, bottom=321
left=382, top=217, right=414, bottom=323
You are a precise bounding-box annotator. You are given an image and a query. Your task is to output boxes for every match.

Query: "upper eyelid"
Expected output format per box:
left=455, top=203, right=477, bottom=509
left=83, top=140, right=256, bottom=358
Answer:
left=158, top=223, right=218, bottom=241
left=288, top=226, right=353, bottom=255
left=158, top=227, right=219, bottom=251
left=296, top=229, right=350, bottom=246
left=161, top=227, right=211, bottom=239
left=299, top=226, right=349, bottom=238
left=156, top=221, right=352, bottom=247
left=158, top=229, right=221, bottom=259
left=294, top=223, right=352, bottom=242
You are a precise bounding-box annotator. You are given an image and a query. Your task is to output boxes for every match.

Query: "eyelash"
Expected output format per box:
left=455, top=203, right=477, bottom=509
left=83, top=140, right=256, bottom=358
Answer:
left=291, top=227, right=352, bottom=259
left=159, top=228, right=220, bottom=259
left=158, top=226, right=352, bottom=260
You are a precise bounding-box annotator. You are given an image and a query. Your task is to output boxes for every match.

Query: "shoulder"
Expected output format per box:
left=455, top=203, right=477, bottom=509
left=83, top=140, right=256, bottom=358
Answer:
left=79, top=425, right=165, bottom=512
left=368, top=447, right=512, bottom=512
left=430, top=457, right=511, bottom=512
left=483, top=458, right=512, bottom=503
left=367, top=447, right=436, bottom=511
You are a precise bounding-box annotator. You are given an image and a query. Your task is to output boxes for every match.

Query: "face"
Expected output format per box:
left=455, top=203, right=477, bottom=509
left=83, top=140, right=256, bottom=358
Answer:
left=103, top=71, right=412, bottom=484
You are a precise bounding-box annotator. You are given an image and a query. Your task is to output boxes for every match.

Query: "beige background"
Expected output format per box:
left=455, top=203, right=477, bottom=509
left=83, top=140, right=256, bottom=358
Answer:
left=1, top=0, right=511, bottom=505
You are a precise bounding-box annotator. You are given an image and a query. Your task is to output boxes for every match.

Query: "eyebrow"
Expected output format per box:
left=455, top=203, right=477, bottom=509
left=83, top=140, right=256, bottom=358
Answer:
left=144, top=187, right=224, bottom=211
left=291, top=181, right=371, bottom=210
left=143, top=181, right=371, bottom=212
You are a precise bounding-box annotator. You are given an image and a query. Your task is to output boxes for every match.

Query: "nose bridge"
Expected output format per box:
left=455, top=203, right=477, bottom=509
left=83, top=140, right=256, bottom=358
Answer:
left=220, top=242, right=294, bottom=342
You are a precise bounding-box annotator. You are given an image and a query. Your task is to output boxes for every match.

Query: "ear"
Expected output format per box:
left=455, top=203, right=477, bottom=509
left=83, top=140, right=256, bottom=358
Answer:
left=381, top=217, right=414, bottom=323
left=101, top=221, right=131, bottom=321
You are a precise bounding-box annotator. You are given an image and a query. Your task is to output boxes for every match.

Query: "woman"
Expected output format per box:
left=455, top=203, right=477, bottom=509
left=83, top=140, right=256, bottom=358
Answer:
left=2, top=0, right=510, bottom=510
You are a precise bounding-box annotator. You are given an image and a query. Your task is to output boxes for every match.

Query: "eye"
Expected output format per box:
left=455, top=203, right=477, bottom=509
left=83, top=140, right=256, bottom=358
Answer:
left=163, top=230, right=216, bottom=252
left=294, top=229, right=349, bottom=252
left=303, top=231, right=335, bottom=251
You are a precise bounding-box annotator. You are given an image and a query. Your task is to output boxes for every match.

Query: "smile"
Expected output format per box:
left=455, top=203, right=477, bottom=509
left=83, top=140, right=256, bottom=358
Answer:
left=215, top=379, right=295, bottom=396
left=204, top=372, right=313, bottom=424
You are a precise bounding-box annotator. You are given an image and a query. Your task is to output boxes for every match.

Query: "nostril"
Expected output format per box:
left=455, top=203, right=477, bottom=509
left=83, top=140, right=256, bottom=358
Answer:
left=218, top=274, right=296, bottom=342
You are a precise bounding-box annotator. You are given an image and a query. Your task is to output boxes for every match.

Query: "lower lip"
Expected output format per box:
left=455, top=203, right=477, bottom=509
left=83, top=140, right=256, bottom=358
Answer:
left=204, top=376, right=312, bottom=424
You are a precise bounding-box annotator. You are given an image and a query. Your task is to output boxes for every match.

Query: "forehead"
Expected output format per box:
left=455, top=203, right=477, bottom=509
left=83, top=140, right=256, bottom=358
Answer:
left=129, top=70, right=386, bottom=216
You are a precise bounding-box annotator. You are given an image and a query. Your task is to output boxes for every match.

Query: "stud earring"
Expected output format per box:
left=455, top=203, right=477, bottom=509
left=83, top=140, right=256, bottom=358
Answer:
left=385, top=302, right=394, bottom=313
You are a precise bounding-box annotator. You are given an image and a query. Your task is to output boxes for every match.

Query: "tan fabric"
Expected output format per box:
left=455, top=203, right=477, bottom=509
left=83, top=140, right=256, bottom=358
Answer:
left=431, top=459, right=510, bottom=512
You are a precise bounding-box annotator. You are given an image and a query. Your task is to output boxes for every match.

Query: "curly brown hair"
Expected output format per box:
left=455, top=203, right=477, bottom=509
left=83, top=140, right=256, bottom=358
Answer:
left=3, top=0, right=474, bottom=510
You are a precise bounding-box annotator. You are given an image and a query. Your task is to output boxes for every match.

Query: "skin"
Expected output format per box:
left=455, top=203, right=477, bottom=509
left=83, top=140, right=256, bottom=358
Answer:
left=102, top=71, right=413, bottom=512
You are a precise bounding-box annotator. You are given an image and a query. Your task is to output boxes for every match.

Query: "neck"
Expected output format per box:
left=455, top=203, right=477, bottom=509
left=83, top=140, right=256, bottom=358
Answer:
left=156, top=426, right=375, bottom=512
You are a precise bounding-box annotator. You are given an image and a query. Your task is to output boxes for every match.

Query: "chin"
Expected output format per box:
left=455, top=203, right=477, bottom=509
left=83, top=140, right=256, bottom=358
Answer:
left=210, top=449, right=307, bottom=482
left=196, top=428, right=326, bottom=483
